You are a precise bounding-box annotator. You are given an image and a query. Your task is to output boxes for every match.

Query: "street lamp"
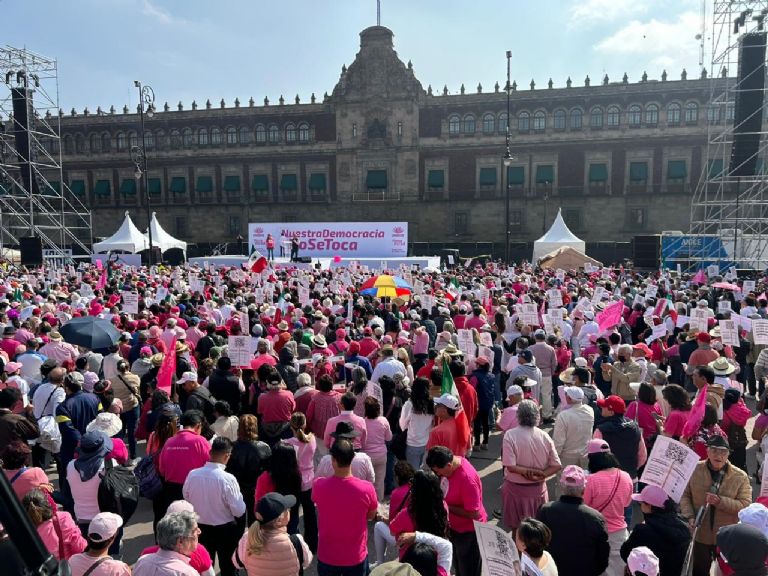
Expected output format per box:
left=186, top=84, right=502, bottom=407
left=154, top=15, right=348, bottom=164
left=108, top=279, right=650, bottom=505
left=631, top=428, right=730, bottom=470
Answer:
left=542, top=180, right=551, bottom=233
left=130, top=81, right=155, bottom=265
left=503, top=50, right=513, bottom=264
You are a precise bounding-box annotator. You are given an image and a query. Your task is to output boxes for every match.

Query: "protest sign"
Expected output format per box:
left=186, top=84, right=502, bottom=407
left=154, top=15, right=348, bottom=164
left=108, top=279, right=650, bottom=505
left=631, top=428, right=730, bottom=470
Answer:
left=640, top=436, right=700, bottom=502
left=718, top=300, right=732, bottom=314
left=298, top=286, right=310, bottom=306
left=591, top=286, right=605, bottom=307
left=121, top=292, right=139, bottom=315
left=644, top=284, right=658, bottom=300
left=675, top=314, right=689, bottom=329
left=240, top=311, right=249, bottom=335
left=754, top=320, right=768, bottom=346
left=645, top=323, right=667, bottom=344
left=689, top=309, right=709, bottom=333
left=596, top=300, right=623, bottom=332
left=744, top=280, right=756, bottom=294
left=520, top=303, right=539, bottom=326
left=228, top=335, right=252, bottom=368
left=474, top=520, right=520, bottom=576
left=547, top=288, right=562, bottom=308
left=719, top=319, right=740, bottom=347
left=457, top=329, right=475, bottom=356
left=707, top=264, right=720, bottom=278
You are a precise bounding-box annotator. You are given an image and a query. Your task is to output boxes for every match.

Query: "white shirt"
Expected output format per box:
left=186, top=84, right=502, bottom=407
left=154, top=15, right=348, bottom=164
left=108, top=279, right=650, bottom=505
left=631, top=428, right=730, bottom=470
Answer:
left=552, top=403, right=595, bottom=461
left=315, top=452, right=375, bottom=484
left=32, top=382, right=66, bottom=419
left=101, top=352, right=122, bottom=382
left=370, top=357, right=406, bottom=384
left=17, top=352, right=45, bottom=385
left=182, top=462, right=246, bottom=526
left=67, top=459, right=115, bottom=522
left=399, top=400, right=433, bottom=447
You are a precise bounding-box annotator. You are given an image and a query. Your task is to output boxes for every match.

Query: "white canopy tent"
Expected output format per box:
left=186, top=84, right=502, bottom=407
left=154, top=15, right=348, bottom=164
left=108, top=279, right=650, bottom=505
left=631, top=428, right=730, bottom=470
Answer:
left=532, top=208, right=586, bottom=262
left=93, top=212, right=149, bottom=254
left=147, top=212, right=187, bottom=255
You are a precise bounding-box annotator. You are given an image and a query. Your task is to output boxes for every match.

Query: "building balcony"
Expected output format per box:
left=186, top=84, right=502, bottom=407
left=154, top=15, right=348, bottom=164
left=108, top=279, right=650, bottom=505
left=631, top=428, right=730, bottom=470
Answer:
left=352, top=188, right=400, bottom=202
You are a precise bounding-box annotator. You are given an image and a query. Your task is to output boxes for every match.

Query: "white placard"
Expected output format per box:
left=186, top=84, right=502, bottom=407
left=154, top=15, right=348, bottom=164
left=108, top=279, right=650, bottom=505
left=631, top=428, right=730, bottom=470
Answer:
left=718, top=300, right=732, bottom=314
left=474, top=520, right=520, bottom=576
left=640, top=436, right=700, bottom=502
left=591, top=286, right=605, bottom=307
left=707, top=264, right=720, bottom=278
left=520, top=303, right=539, bottom=327
left=121, top=292, right=139, bottom=315
left=753, top=320, right=768, bottom=345
left=420, top=295, right=434, bottom=312
left=227, top=335, right=252, bottom=368
left=479, top=332, right=493, bottom=347
left=156, top=286, right=168, bottom=301
left=644, top=284, right=658, bottom=300
left=79, top=283, right=93, bottom=297
left=632, top=293, right=646, bottom=307
left=744, top=280, right=756, bottom=294
left=189, top=277, right=205, bottom=294
left=240, top=311, right=249, bottom=335
left=689, top=308, right=709, bottom=333
left=457, top=329, right=475, bottom=357
left=719, top=319, right=740, bottom=347
left=298, top=286, right=310, bottom=306
left=547, top=289, right=562, bottom=308
left=645, top=323, right=667, bottom=344
left=555, top=269, right=565, bottom=281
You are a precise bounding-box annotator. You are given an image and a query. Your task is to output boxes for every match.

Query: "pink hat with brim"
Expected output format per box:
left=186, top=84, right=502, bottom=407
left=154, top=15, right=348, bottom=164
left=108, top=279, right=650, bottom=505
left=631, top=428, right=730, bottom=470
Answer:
left=631, top=484, right=669, bottom=508
left=585, top=438, right=611, bottom=455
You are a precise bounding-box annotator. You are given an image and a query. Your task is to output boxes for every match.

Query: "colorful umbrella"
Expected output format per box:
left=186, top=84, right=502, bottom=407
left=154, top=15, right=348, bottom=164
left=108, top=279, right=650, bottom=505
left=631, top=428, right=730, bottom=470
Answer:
left=359, top=274, right=412, bottom=298
left=712, top=282, right=740, bottom=291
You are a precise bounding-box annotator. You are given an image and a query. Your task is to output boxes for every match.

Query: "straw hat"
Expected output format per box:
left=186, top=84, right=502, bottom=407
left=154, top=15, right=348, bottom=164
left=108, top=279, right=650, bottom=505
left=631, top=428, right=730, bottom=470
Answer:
left=709, top=357, right=736, bottom=376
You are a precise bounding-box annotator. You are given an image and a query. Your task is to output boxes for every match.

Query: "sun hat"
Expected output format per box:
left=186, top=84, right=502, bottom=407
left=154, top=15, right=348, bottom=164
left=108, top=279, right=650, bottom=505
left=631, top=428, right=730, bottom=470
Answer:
left=559, top=367, right=575, bottom=384
left=585, top=438, right=611, bottom=455
left=627, top=547, right=659, bottom=576
left=442, top=344, right=463, bottom=356
left=74, top=431, right=113, bottom=482
left=312, top=334, right=327, bottom=348
left=631, top=485, right=670, bottom=508
left=150, top=353, right=165, bottom=367
left=709, top=356, right=736, bottom=376
left=597, top=395, right=626, bottom=414
left=574, top=357, right=589, bottom=368
left=86, top=412, right=122, bottom=437
left=434, top=393, right=460, bottom=410
left=559, top=465, right=586, bottom=488
left=255, top=492, right=297, bottom=524
left=87, top=512, right=124, bottom=543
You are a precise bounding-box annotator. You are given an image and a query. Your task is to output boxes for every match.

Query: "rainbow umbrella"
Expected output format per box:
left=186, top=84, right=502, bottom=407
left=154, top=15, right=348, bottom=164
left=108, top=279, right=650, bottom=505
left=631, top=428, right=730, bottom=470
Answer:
left=359, top=274, right=412, bottom=298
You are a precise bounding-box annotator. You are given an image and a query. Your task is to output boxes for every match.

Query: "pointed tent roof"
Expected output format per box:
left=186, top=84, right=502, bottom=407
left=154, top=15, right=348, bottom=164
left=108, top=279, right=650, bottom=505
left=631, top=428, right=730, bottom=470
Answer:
left=535, top=208, right=582, bottom=243
left=93, top=212, right=149, bottom=253
left=148, top=212, right=187, bottom=254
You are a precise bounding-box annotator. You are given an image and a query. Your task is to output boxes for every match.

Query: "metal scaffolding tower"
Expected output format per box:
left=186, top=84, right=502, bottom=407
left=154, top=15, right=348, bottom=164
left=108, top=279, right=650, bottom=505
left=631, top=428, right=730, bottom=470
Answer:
left=0, top=45, right=92, bottom=260
left=689, top=1, right=768, bottom=271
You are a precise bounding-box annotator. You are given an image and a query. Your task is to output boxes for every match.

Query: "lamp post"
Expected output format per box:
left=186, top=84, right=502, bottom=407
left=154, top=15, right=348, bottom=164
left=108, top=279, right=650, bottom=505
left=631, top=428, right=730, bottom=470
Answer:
left=503, top=50, right=513, bottom=264
left=130, top=81, right=155, bottom=265
left=542, top=180, right=551, bottom=233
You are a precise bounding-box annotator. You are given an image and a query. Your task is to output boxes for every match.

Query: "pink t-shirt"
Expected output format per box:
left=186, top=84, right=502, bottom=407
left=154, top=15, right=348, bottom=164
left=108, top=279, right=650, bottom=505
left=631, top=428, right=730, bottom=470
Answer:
left=583, top=468, right=634, bottom=533
left=284, top=435, right=317, bottom=491
left=4, top=466, right=49, bottom=499
left=312, top=475, right=377, bottom=566
left=140, top=544, right=212, bottom=573
left=388, top=484, right=410, bottom=518
left=497, top=406, right=519, bottom=432
left=158, top=430, right=211, bottom=485
left=67, top=554, right=131, bottom=576
left=412, top=330, right=430, bottom=356
left=444, top=457, right=487, bottom=533
left=257, top=389, right=296, bottom=424
left=324, top=412, right=367, bottom=450
left=664, top=409, right=690, bottom=438
left=363, top=416, right=392, bottom=458
left=254, top=473, right=277, bottom=508
left=625, top=401, right=662, bottom=442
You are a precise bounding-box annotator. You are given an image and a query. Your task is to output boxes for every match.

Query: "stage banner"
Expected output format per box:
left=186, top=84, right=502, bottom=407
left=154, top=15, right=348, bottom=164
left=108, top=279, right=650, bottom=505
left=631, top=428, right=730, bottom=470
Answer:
left=249, top=222, right=408, bottom=258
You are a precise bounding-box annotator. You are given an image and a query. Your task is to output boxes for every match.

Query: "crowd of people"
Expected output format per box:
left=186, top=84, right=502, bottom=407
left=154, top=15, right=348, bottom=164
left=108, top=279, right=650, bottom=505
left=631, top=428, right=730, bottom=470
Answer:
left=1, top=257, right=768, bottom=576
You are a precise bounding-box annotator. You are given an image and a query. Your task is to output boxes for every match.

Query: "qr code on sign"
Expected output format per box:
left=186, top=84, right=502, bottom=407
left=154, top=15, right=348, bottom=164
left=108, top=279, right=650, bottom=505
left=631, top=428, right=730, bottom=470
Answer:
left=664, top=442, right=689, bottom=466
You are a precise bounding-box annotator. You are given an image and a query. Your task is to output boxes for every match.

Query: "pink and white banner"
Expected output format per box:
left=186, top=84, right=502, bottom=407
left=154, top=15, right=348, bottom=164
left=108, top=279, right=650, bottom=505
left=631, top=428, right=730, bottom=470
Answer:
left=249, top=222, right=408, bottom=258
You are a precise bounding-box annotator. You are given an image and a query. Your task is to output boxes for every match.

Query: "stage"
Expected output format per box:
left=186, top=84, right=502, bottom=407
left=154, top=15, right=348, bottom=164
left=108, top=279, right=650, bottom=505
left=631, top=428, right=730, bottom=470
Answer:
left=188, top=255, right=441, bottom=271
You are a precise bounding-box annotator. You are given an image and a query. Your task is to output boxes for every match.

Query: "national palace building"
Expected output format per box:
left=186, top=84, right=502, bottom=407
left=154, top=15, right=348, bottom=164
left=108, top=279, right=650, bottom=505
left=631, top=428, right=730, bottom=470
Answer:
left=49, top=25, right=723, bottom=259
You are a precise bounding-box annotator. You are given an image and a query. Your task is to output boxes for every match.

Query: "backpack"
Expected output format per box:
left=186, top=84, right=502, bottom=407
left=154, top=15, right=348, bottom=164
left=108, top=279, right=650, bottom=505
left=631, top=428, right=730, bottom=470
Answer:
left=134, top=452, right=163, bottom=500
left=98, top=459, right=139, bottom=522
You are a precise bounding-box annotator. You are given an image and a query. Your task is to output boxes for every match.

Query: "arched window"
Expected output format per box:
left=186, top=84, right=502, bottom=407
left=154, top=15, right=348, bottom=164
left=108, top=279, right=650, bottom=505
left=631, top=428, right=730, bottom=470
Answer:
left=128, top=131, right=138, bottom=148
left=64, top=134, right=74, bottom=155
left=645, top=104, right=659, bottom=125
left=553, top=109, right=566, bottom=130
left=226, top=126, right=237, bottom=144
left=707, top=105, right=720, bottom=124
left=182, top=128, right=194, bottom=147
left=101, top=133, right=111, bottom=152
left=570, top=109, right=582, bottom=129
left=517, top=111, right=530, bottom=132
left=448, top=115, right=460, bottom=135
left=197, top=128, right=208, bottom=145
left=462, top=114, right=475, bottom=134
left=238, top=126, right=250, bottom=144
left=628, top=105, right=642, bottom=127
left=154, top=130, right=166, bottom=149
left=90, top=134, right=101, bottom=153
left=667, top=102, right=681, bottom=124
left=115, top=132, right=126, bottom=152
left=590, top=107, right=603, bottom=128
left=170, top=130, right=181, bottom=149
left=607, top=106, right=620, bottom=127
left=726, top=102, right=735, bottom=121
left=298, top=123, right=310, bottom=142
left=211, top=127, right=222, bottom=145
left=498, top=113, right=508, bottom=133
left=268, top=124, right=279, bottom=143
left=255, top=125, right=266, bottom=143
left=75, top=134, right=85, bottom=154
left=482, top=113, right=495, bottom=134
left=685, top=102, right=698, bottom=123
left=144, top=131, right=155, bottom=150
left=286, top=123, right=297, bottom=142
left=533, top=110, right=546, bottom=131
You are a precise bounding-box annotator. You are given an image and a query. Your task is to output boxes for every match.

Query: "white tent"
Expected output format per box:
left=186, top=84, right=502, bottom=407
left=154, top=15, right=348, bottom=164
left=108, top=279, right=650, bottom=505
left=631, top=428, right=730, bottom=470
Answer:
left=532, top=208, right=586, bottom=262
left=147, top=212, right=187, bottom=255
left=93, top=212, right=149, bottom=254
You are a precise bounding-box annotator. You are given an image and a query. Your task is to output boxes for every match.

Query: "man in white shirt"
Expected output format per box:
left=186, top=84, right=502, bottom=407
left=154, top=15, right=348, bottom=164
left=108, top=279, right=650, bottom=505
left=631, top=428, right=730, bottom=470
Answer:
left=183, top=436, right=245, bottom=576
left=17, top=337, right=46, bottom=385
left=552, top=386, right=594, bottom=472
left=370, top=344, right=406, bottom=384
left=31, top=366, right=67, bottom=468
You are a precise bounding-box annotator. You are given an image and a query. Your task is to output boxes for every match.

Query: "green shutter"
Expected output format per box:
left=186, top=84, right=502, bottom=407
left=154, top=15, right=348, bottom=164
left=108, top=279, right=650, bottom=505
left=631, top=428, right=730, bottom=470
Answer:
left=196, top=176, right=213, bottom=193
left=668, top=160, right=687, bottom=179
left=588, top=163, right=608, bottom=182
left=427, top=170, right=445, bottom=188
left=507, top=166, right=525, bottom=185
left=309, top=173, right=326, bottom=191
left=170, top=177, right=186, bottom=194
left=94, top=179, right=111, bottom=196
left=223, top=175, right=241, bottom=192
left=536, top=165, right=554, bottom=184
left=280, top=174, right=298, bottom=191
left=70, top=180, right=85, bottom=196
left=708, top=159, right=724, bottom=178
left=43, top=181, right=60, bottom=196
left=251, top=174, right=269, bottom=192
left=148, top=178, right=162, bottom=196
left=366, top=170, right=387, bottom=189
left=120, top=179, right=137, bottom=195
left=629, top=162, right=648, bottom=182
left=479, top=167, right=497, bottom=186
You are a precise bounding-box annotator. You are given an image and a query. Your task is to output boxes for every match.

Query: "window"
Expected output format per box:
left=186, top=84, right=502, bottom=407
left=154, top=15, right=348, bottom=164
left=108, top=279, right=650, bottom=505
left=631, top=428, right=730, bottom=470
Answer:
left=510, top=210, right=522, bottom=226
left=427, top=169, right=445, bottom=191
left=228, top=215, right=241, bottom=235
left=517, top=111, right=530, bottom=133
left=707, top=105, right=720, bottom=124
left=170, top=130, right=181, bottom=149
left=90, top=134, right=101, bottom=153
left=255, top=125, right=266, bottom=143
left=590, top=107, right=603, bottom=128
left=667, top=160, right=687, bottom=192
left=726, top=102, right=735, bottom=121
left=535, top=165, right=554, bottom=188
left=628, top=105, right=642, bottom=127
left=645, top=104, right=659, bottom=125
left=63, top=135, right=74, bottom=155
left=533, top=111, right=546, bottom=131
left=129, top=132, right=138, bottom=148
left=628, top=161, right=649, bottom=191
left=482, top=113, right=495, bottom=134
left=607, top=106, right=620, bottom=127
left=268, top=125, right=279, bottom=143
left=588, top=163, right=608, bottom=184
left=685, top=102, right=698, bottom=123
left=101, top=133, right=111, bottom=152
left=298, top=123, right=309, bottom=142
left=211, top=127, right=221, bottom=145
left=308, top=173, right=327, bottom=200
left=175, top=216, right=188, bottom=237
left=286, top=123, right=297, bottom=142
left=75, top=134, right=85, bottom=154
left=448, top=115, right=460, bottom=135
left=197, top=129, right=208, bottom=146
left=479, top=167, right=497, bottom=192
left=667, top=102, right=681, bottom=125
left=115, top=132, right=126, bottom=152
left=454, top=212, right=469, bottom=235
left=626, top=208, right=646, bottom=229
left=144, top=132, right=155, bottom=150
left=498, top=113, right=508, bottom=133
left=563, top=208, right=582, bottom=230
left=182, top=128, right=194, bottom=147
left=226, top=127, right=237, bottom=144
left=238, top=126, right=250, bottom=144
left=553, top=109, right=566, bottom=130
left=462, top=114, right=475, bottom=134
left=507, top=166, right=525, bottom=190
left=570, top=109, right=582, bottom=129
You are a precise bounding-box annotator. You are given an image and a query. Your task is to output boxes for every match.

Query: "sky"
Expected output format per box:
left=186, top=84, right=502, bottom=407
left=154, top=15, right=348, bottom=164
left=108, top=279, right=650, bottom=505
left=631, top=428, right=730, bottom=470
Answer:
left=1, top=0, right=707, bottom=112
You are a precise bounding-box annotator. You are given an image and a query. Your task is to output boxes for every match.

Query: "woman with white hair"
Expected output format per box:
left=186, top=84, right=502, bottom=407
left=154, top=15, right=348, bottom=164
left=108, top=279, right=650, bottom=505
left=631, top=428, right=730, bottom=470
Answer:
left=133, top=510, right=201, bottom=576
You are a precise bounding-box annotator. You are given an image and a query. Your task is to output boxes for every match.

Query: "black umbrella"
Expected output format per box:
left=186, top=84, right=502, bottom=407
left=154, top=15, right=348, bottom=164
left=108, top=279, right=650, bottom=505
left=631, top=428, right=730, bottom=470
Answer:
left=59, top=316, right=121, bottom=350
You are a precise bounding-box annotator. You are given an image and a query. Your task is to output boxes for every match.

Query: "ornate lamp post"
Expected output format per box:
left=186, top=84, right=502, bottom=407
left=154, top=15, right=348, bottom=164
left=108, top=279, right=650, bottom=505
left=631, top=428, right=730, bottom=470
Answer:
left=503, top=50, right=513, bottom=263
left=130, top=81, right=155, bottom=265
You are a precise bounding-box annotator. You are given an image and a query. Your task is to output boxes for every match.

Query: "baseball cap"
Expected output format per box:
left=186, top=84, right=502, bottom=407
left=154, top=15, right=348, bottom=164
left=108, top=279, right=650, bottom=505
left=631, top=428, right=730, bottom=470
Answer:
left=434, top=393, right=460, bottom=411
left=597, top=395, right=626, bottom=414
left=177, top=371, right=198, bottom=385
left=627, top=546, right=659, bottom=576
left=574, top=357, right=589, bottom=368
left=585, top=438, right=611, bottom=455
left=697, top=332, right=712, bottom=343
left=518, top=349, right=533, bottom=362
left=3, top=361, right=22, bottom=373
left=475, top=356, right=490, bottom=367
left=707, top=435, right=730, bottom=450
left=87, top=512, right=123, bottom=543
left=256, top=492, right=297, bottom=524
left=559, top=465, right=586, bottom=488
left=167, top=500, right=196, bottom=515
left=533, top=329, right=546, bottom=339
left=564, top=386, right=585, bottom=402
left=506, top=384, right=523, bottom=397
left=631, top=485, right=670, bottom=508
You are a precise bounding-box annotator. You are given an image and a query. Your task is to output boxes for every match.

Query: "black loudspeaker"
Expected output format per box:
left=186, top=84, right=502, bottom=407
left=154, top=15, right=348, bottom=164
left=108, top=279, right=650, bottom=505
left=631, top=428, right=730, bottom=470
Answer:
left=632, top=235, right=661, bottom=269
left=730, top=32, right=767, bottom=177
left=297, top=256, right=312, bottom=263
left=19, top=237, right=43, bottom=266
left=10, top=87, right=40, bottom=196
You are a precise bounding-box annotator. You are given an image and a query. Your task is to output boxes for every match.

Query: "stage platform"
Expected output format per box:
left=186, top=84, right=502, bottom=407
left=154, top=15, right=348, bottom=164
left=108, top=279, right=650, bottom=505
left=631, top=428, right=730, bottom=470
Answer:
left=188, top=255, right=441, bottom=272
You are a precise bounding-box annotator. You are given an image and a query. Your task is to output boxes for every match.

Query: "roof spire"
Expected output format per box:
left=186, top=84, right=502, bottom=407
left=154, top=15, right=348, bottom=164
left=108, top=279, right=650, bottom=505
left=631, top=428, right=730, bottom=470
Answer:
left=377, top=0, right=381, bottom=26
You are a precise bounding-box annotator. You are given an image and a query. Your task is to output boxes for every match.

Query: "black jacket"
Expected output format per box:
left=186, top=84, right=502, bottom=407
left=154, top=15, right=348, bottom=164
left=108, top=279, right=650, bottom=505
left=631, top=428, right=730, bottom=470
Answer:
left=226, top=439, right=272, bottom=521
left=620, top=511, right=691, bottom=576
left=277, top=348, right=299, bottom=393
left=598, top=415, right=642, bottom=478
left=537, top=496, right=610, bottom=576
left=183, top=386, right=216, bottom=423
left=208, top=368, right=242, bottom=415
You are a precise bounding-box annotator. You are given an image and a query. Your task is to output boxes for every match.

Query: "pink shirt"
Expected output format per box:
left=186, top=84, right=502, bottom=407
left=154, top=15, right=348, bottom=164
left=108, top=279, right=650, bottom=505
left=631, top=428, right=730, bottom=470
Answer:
left=501, top=426, right=561, bottom=484
left=306, top=391, right=341, bottom=438
left=388, top=484, right=410, bottom=518
left=250, top=354, right=277, bottom=371
left=497, top=406, right=519, bottom=433
left=324, top=411, right=367, bottom=450
left=158, top=430, right=210, bottom=485
left=39, top=341, right=78, bottom=364
left=133, top=549, right=199, bottom=576
left=664, top=409, right=690, bottom=438
left=257, top=389, right=296, bottom=424
left=582, top=468, right=633, bottom=533
left=294, top=387, right=318, bottom=416
left=141, top=544, right=212, bottom=574
left=412, top=330, right=430, bottom=356
left=465, top=316, right=486, bottom=331
left=4, top=466, right=49, bottom=499
left=312, top=475, right=378, bottom=566
left=284, top=435, right=317, bottom=491
left=37, top=512, right=86, bottom=560
left=625, top=401, right=662, bottom=442
left=68, top=554, right=131, bottom=576
left=363, top=416, right=392, bottom=457
left=443, top=457, right=487, bottom=533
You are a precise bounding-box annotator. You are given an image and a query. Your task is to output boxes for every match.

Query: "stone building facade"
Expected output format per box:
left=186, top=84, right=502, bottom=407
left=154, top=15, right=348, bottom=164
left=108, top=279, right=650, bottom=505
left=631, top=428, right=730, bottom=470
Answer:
left=51, top=25, right=723, bottom=257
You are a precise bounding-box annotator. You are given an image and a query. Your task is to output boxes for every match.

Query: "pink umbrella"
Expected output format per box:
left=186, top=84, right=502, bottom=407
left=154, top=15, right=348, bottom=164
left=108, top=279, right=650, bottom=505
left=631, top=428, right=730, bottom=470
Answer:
left=712, top=282, right=740, bottom=291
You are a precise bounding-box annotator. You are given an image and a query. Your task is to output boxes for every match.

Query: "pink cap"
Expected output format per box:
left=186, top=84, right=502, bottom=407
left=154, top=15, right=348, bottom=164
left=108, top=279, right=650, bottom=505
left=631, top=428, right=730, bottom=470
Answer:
left=559, top=465, right=586, bottom=488
left=87, top=512, right=123, bottom=543
left=149, top=326, right=162, bottom=338
left=140, top=346, right=152, bottom=356
left=3, top=361, right=22, bottom=373
left=585, top=438, right=611, bottom=455
left=627, top=546, right=659, bottom=576
left=631, top=485, right=669, bottom=508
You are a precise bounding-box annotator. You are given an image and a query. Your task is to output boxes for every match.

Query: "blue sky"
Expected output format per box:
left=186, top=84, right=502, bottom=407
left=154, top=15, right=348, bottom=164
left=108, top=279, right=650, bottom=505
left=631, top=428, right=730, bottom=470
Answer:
left=2, top=0, right=705, bottom=111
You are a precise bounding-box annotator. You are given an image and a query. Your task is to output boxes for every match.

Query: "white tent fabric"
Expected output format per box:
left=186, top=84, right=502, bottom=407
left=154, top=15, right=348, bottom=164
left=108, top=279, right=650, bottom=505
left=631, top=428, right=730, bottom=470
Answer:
left=93, top=212, right=149, bottom=254
left=532, top=208, right=586, bottom=262
left=148, top=213, right=187, bottom=255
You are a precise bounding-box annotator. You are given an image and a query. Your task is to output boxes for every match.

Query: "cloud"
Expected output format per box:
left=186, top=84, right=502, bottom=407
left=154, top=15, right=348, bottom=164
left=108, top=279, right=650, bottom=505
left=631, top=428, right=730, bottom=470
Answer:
left=568, top=0, right=648, bottom=26
left=141, top=0, right=186, bottom=25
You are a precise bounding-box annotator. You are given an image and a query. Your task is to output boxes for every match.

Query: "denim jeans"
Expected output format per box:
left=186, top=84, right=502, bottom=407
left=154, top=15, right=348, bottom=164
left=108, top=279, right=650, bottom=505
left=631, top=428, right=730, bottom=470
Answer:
left=119, top=405, right=140, bottom=459
left=405, top=444, right=426, bottom=470
left=317, top=559, right=369, bottom=576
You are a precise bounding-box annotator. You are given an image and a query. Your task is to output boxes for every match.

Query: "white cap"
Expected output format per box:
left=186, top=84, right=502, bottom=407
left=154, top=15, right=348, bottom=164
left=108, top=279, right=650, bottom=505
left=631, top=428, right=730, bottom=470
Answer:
left=177, top=371, right=198, bottom=385
left=574, top=357, right=589, bottom=368
left=433, top=393, right=460, bottom=410
left=506, top=385, right=524, bottom=397
left=564, top=386, right=585, bottom=402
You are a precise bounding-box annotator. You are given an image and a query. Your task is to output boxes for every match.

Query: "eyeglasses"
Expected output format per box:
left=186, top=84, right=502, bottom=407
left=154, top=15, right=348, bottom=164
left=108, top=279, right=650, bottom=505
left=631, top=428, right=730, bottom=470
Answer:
left=707, top=447, right=730, bottom=455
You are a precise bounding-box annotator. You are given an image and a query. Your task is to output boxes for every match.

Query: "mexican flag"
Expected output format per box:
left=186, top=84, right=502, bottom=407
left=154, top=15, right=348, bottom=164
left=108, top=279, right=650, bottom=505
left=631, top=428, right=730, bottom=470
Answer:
left=441, top=357, right=471, bottom=455
left=247, top=248, right=269, bottom=273
left=445, top=277, right=460, bottom=302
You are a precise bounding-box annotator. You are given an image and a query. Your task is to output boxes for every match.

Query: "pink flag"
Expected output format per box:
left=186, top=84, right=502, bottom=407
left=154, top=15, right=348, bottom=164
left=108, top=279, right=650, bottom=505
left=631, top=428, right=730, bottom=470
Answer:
left=156, top=337, right=177, bottom=395
left=95, top=268, right=106, bottom=291
left=654, top=298, right=668, bottom=317
left=596, top=300, right=623, bottom=332
left=682, top=384, right=708, bottom=439
left=692, top=269, right=708, bottom=285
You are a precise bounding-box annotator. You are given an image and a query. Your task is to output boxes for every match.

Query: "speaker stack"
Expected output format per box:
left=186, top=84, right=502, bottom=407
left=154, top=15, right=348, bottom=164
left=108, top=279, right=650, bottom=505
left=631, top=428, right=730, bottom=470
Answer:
left=730, top=31, right=767, bottom=177
left=19, top=236, right=43, bottom=266
left=632, top=235, right=661, bottom=269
